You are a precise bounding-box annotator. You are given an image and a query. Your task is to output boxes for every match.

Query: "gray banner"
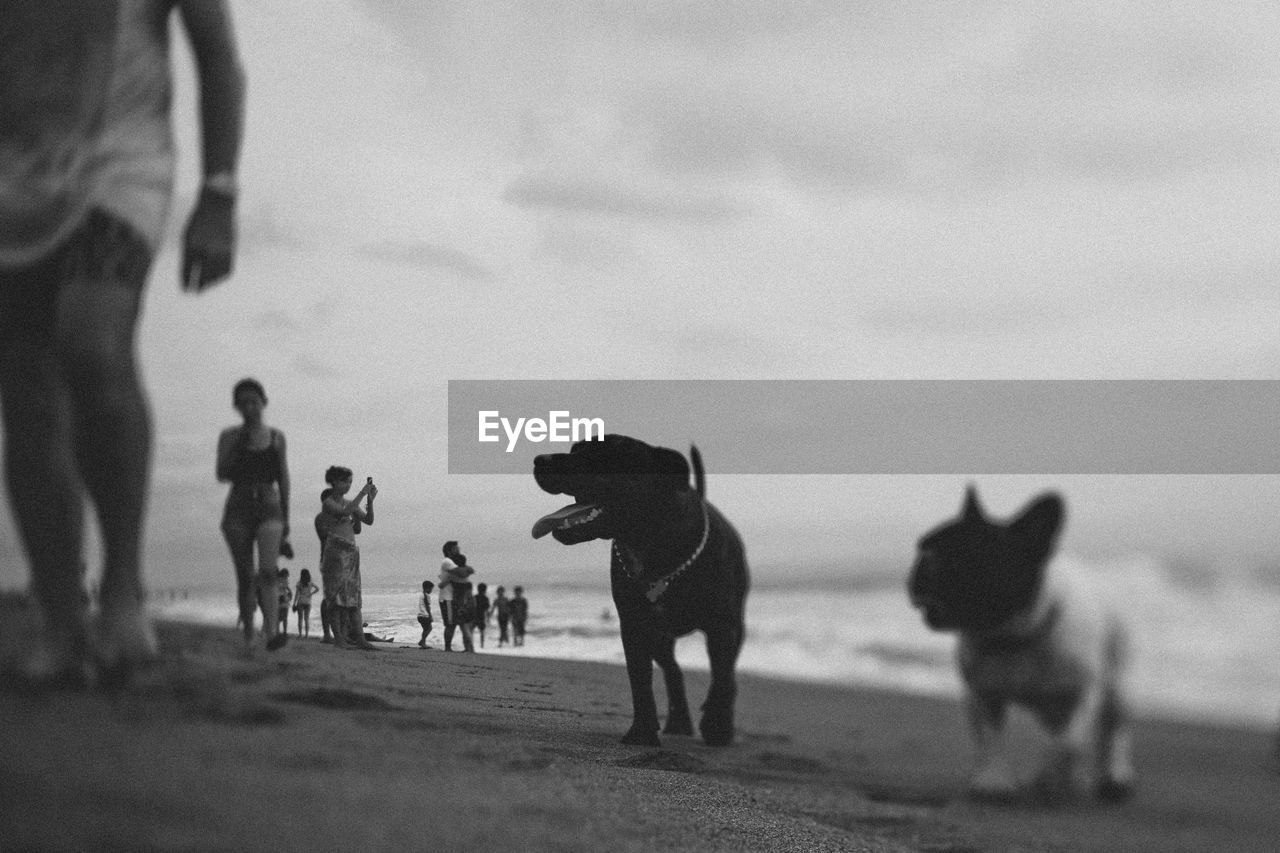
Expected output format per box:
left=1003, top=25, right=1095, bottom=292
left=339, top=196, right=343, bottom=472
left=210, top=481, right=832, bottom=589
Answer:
left=447, top=380, right=1280, bottom=474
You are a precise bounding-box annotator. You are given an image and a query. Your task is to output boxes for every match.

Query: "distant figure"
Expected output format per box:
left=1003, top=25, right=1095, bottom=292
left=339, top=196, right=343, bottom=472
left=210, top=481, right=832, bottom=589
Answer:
left=451, top=555, right=478, bottom=653
left=1273, top=712, right=1280, bottom=770
left=218, top=378, right=290, bottom=653
left=417, top=581, right=435, bottom=648
left=318, top=467, right=376, bottom=650
left=314, top=487, right=334, bottom=642
left=294, top=568, right=319, bottom=637
left=473, top=583, right=491, bottom=648
left=361, top=623, right=394, bottom=643
left=493, top=586, right=511, bottom=647
left=438, top=541, right=475, bottom=652
left=276, top=568, right=292, bottom=635
left=1, top=0, right=244, bottom=685
left=510, top=586, right=529, bottom=647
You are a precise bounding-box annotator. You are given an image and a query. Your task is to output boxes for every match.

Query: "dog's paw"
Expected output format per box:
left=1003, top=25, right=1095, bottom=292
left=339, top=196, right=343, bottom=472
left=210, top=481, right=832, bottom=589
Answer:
left=1031, top=747, right=1093, bottom=806
left=621, top=725, right=661, bottom=747
left=1096, top=777, right=1135, bottom=804
left=967, top=764, right=1020, bottom=802
left=699, top=708, right=735, bottom=747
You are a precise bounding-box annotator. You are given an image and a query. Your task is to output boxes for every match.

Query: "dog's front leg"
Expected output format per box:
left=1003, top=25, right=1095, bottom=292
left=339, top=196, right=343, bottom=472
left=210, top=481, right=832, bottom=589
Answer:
left=618, top=618, right=662, bottom=746
left=653, top=635, right=693, bottom=736
left=699, top=622, right=742, bottom=746
left=1094, top=625, right=1136, bottom=802
left=1095, top=683, right=1135, bottom=802
left=1034, top=682, right=1103, bottom=804
left=966, top=690, right=1018, bottom=800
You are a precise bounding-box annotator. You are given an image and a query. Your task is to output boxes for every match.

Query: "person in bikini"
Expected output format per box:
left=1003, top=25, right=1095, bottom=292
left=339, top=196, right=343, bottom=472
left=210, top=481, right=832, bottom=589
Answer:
left=217, top=378, right=291, bottom=652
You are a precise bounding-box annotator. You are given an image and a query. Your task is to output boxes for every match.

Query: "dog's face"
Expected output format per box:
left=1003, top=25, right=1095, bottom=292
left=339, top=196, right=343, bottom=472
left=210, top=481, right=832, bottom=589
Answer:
left=532, top=434, right=691, bottom=545
left=908, top=487, right=1064, bottom=632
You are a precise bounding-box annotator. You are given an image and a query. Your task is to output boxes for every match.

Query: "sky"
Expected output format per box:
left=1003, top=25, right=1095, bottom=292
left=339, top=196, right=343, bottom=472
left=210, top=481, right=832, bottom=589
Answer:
left=3, top=0, right=1280, bottom=591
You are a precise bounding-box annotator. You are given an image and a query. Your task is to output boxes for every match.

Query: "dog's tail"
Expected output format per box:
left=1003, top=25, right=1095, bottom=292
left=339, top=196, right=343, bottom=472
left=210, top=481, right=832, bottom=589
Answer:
left=690, top=444, right=706, bottom=498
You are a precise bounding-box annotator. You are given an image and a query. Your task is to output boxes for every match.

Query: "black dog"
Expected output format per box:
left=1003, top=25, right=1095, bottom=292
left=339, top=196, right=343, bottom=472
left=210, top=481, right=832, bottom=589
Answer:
left=533, top=435, right=749, bottom=747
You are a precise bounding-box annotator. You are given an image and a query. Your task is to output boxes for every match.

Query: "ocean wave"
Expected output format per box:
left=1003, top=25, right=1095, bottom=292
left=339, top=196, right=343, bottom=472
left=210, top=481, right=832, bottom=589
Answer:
left=151, top=550, right=1280, bottom=728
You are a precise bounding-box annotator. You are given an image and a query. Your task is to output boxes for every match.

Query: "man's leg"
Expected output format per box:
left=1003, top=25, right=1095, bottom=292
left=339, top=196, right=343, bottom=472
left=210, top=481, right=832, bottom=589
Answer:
left=54, top=214, right=155, bottom=669
left=0, top=264, right=89, bottom=678
left=442, top=601, right=456, bottom=650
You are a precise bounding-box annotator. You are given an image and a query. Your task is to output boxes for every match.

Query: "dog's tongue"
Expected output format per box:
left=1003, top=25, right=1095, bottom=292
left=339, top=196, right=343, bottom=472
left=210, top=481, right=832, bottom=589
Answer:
left=532, top=502, right=600, bottom=539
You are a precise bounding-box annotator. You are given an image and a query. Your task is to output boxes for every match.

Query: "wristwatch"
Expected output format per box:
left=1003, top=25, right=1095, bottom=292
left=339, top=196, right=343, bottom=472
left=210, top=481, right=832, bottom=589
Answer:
left=203, top=171, right=238, bottom=197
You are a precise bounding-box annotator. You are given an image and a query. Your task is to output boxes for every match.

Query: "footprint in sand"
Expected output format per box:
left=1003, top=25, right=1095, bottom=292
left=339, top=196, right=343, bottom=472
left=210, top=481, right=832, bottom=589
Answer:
left=271, top=687, right=396, bottom=712
left=615, top=750, right=707, bottom=773
left=756, top=751, right=826, bottom=774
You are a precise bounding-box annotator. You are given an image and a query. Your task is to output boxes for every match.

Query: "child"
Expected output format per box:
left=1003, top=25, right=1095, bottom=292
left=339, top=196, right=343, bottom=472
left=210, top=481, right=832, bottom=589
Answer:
left=277, top=568, right=292, bottom=636
left=510, top=586, right=529, bottom=647
left=473, top=583, right=491, bottom=648
left=417, top=581, right=435, bottom=648
left=494, top=586, right=511, bottom=647
left=295, top=568, right=320, bottom=637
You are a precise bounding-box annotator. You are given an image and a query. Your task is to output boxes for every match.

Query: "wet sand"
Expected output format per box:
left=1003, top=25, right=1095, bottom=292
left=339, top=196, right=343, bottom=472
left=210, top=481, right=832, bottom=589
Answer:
left=1, top=598, right=1277, bottom=852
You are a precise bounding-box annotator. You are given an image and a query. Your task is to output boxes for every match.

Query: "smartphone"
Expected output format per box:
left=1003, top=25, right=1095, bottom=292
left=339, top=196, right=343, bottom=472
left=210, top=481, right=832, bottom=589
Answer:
left=367, top=477, right=373, bottom=484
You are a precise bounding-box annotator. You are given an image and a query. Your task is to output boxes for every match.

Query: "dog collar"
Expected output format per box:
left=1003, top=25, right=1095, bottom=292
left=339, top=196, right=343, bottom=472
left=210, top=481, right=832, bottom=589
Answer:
left=613, top=503, right=710, bottom=603
left=972, top=601, right=1062, bottom=654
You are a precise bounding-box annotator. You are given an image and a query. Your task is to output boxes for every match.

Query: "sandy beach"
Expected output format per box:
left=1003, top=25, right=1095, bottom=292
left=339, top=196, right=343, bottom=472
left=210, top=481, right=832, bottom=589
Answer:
left=1, top=598, right=1276, bottom=852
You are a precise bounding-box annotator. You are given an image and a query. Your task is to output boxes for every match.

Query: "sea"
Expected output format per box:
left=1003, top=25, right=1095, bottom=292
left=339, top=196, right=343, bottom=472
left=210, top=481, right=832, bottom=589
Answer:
left=150, top=551, right=1280, bottom=731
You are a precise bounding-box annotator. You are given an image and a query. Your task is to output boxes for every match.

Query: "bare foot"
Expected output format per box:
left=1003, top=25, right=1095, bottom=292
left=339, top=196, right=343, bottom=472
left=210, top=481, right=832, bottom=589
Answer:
left=9, top=632, right=92, bottom=691
left=93, top=605, right=158, bottom=686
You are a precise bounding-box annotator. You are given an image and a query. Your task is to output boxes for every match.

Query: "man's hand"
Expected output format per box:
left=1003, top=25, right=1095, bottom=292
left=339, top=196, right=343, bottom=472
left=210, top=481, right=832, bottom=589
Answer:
left=181, top=187, right=236, bottom=291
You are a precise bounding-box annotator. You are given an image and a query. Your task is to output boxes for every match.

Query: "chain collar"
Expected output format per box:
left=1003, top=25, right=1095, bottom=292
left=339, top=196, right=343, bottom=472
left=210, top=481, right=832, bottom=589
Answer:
left=613, top=503, right=710, bottom=603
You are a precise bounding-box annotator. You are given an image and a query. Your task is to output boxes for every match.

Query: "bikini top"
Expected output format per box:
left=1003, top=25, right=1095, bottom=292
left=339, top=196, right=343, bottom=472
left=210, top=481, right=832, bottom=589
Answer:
left=233, top=428, right=282, bottom=485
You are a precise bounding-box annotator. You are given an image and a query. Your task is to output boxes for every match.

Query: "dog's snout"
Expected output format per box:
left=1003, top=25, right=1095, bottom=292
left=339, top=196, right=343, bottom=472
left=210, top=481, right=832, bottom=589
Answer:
left=907, top=552, right=935, bottom=603
left=533, top=455, right=570, bottom=494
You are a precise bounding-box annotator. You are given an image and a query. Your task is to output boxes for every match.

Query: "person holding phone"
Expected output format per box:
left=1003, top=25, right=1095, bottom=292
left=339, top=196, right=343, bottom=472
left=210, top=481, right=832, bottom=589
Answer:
left=318, top=466, right=376, bottom=650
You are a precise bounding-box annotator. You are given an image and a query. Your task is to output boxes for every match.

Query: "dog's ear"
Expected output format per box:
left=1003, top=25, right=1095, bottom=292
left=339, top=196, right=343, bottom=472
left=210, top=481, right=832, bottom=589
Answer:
left=1009, top=491, right=1064, bottom=565
left=650, top=446, right=691, bottom=492
left=960, top=485, right=985, bottom=524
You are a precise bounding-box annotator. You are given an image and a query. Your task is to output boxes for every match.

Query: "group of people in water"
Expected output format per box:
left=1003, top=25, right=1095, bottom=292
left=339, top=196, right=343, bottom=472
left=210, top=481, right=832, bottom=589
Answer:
left=417, top=546, right=530, bottom=652
left=218, top=377, right=528, bottom=653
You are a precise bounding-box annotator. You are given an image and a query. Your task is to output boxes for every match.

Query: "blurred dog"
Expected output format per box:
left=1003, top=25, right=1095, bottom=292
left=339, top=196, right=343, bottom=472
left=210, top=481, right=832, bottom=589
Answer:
left=908, top=487, right=1135, bottom=803
left=533, top=435, right=748, bottom=746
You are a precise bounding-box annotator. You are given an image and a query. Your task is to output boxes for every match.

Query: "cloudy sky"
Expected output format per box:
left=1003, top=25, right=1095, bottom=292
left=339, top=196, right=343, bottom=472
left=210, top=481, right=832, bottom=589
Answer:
left=3, top=0, right=1280, bottom=591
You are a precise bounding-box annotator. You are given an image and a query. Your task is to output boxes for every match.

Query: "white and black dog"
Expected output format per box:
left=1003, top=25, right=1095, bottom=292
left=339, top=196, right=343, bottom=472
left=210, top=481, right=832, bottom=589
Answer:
left=908, top=487, right=1135, bottom=803
left=533, top=435, right=748, bottom=747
